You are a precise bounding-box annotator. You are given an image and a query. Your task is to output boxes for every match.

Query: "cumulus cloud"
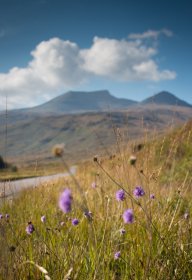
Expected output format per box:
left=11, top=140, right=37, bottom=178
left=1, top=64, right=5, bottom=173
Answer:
left=0, top=31, right=176, bottom=109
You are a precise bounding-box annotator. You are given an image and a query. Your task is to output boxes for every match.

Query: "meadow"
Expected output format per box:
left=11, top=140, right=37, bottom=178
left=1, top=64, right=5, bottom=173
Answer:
left=0, top=121, right=192, bottom=280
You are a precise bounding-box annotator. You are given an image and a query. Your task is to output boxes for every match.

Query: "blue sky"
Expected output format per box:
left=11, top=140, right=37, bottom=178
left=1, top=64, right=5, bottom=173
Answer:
left=0, top=0, right=191, bottom=109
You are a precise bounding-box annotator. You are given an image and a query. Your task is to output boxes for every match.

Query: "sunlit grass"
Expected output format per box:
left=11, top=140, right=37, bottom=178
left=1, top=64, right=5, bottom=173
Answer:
left=0, top=122, right=192, bottom=279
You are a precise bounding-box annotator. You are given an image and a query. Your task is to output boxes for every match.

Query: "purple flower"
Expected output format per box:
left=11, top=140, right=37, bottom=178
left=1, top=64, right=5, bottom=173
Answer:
left=59, top=189, right=73, bottom=213
left=133, top=186, right=145, bottom=198
left=119, top=228, right=126, bottom=235
left=84, top=211, right=93, bottom=221
left=5, top=214, right=9, bottom=220
left=41, top=215, right=46, bottom=223
left=91, top=182, right=97, bottom=188
left=0, top=214, right=3, bottom=219
left=184, top=212, right=190, bottom=219
left=114, top=251, right=121, bottom=259
left=150, top=194, right=155, bottom=199
left=72, top=218, right=79, bottom=226
left=26, top=222, right=35, bottom=234
left=123, top=209, right=134, bottom=224
left=116, top=189, right=125, bottom=201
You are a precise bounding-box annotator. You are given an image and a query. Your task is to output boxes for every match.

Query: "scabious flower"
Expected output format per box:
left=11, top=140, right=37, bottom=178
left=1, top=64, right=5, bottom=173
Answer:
left=26, top=222, right=35, bottom=234
left=133, top=186, right=145, bottom=198
left=114, top=251, right=121, bottom=259
left=0, top=214, right=3, bottom=219
left=91, top=182, right=97, bottom=188
left=84, top=211, right=93, bottom=221
left=119, top=228, right=126, bottom=235
left=59, top=188, right=73, bottom=213
left=150, top=194, right=155, bottom=199
left=116, top=189, right=125, bottom=201
left=123, top=209, right=134, bottom=224
left=41, top=215, right=46, bottom=223
left=184, top=212, right=190, bottom=220
left=72, top=218, right=79, bottom=226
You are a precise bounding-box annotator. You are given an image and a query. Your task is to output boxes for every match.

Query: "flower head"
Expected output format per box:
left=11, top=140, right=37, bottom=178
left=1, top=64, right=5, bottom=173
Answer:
left=114, top=251, right=121, bottom=259
left=116, top=189, right=125, bottom=201
left=59, top=188, right=73, bottom=213
left=129, top=155, right=137, bottom=165
left=26, top=222, right=35, bottom=234
left=150, top=194, right=155, bottom=199
left=184, top=212, right=190, bottom=220
left=91, top=182, right=97, bottom=188
left=72, top=218, right=79, bottom=226
left=119, top=228, right=126, bottom=235
left=52, top=143, right=65, bottom=157
left=0, top=214, right=3, bottom=219
left=123, top=209, right=134, bottom=224
left=41, top=215, right=46, bottom=223
left=84, top=211, right=93, bottom=221
left=133, top=186, right=145, bottom=198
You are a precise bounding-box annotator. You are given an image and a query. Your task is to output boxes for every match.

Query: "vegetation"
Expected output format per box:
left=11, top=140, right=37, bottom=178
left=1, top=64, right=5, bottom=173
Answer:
left=0, top=121, right=192, bottom=279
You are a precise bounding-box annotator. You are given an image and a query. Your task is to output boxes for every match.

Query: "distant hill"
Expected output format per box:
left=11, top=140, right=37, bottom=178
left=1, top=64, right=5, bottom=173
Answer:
left=1, top=104, right=192, bottom=165
left=30, top=90, right=137, bottom=114
left=141, top=91, right=192, bottom=107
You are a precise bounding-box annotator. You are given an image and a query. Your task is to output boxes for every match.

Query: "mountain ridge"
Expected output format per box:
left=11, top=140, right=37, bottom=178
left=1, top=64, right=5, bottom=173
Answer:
left=0, top=91, right=191, bottom=121
left=141, top=91, right=192, bottom=107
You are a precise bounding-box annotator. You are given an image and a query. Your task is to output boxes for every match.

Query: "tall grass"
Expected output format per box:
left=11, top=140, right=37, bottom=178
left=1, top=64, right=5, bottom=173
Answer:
left=0, top=122, right=192, bottom=279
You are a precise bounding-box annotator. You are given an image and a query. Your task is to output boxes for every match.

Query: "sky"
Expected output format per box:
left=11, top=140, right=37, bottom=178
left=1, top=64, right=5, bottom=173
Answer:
left=0, top=0, right=191, bottom=110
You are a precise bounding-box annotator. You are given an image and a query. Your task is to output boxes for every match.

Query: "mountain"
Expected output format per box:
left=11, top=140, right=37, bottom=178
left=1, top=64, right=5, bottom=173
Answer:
left=30, top=90, right=137, bottom=114
left=141, top=91, right=192, bottom=107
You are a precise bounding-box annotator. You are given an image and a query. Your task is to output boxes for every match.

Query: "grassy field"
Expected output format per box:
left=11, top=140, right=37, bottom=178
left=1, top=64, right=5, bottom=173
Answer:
left=0, top=121, right=192, bottom=279
left=0, top=161, right=68, bottom=182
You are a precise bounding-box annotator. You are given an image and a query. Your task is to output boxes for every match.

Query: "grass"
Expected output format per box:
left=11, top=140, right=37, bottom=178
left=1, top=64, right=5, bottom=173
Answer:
left=0, top=161, right=67, bottom=182
left=0, top=121, right=192, bottom=279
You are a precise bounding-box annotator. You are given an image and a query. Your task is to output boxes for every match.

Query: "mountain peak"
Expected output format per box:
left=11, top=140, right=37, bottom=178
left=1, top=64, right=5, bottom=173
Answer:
left=142, top=91, right=192, bottom=107
left=33, top=89, right=137, bottom=114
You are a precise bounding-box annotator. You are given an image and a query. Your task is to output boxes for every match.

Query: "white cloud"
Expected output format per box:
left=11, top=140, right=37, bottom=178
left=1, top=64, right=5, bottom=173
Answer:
left=0, top=32, right=176, bottom=109
left=128, top=29, right=173, bottom=40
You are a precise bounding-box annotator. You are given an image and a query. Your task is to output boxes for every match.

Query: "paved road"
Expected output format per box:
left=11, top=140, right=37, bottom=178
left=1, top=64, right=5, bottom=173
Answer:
left=0, top=166, right=76, bottom=199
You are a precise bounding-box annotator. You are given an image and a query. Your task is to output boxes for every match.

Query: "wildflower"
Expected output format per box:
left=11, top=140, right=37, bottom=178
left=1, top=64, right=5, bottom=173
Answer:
left=184, top=212, right=190, bottom=220
left=41, top=215, right=46, bottom=223
left=26, top=222, right=35, bottom=234
left=129, top=155, right=137, bottom=165
left=114, top=251, right=121, bottom=259
left=72, top=218, right=79, bottom=226
left=60, top=221, right=65, bottom=226
left=52, top=143, right=65, bottom=157
left=150, top=194, right=155, bottom=199
left=93, top=155, right=98, bottom=162
left=0, top=214, right=3, bottom=219
left=119, top=228, right=126, bottom=235
left=133, top=186, right=145, bottom=198
left=84, top=211, right=93, bottom=221
left=5, top=214, right=10, bottom=219
left=59, top=189, right=73, bottom=213
left=116, top=189, right=125, bottom=201
left=91, top=182, right=97, bottom=188
left=123, top=209, right=134, bottom=224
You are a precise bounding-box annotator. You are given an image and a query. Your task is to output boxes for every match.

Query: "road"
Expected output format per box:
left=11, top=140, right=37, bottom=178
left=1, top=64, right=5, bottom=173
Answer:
left=0, top=166, right=76, bottom=199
